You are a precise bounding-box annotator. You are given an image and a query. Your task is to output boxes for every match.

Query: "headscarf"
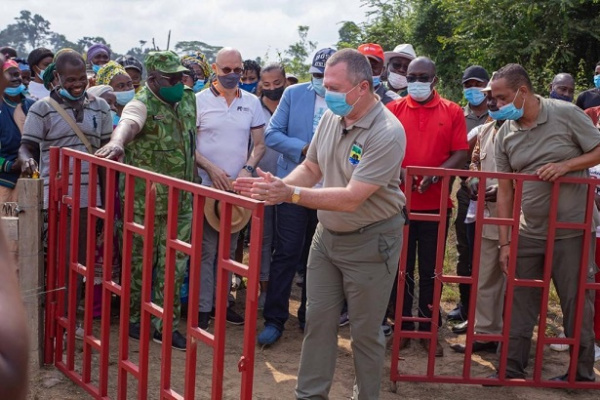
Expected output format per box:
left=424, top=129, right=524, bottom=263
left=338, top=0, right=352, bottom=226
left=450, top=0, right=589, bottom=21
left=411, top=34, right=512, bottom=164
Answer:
left=96, top=61, right=128, bottom=86
left=87, top=84, right=114, bottom=98
left=87, top=43, right=111, bottom=62
left=2, top=59, right=19, bottom=72
left=42, top=63, right=56, bottom=90
left=180, top=51, right=211, bottom=78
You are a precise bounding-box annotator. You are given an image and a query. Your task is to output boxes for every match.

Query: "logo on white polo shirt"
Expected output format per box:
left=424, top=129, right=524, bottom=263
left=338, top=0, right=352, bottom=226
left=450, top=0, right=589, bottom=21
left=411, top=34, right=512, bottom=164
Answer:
left=236, top=106, right=251, bottom=112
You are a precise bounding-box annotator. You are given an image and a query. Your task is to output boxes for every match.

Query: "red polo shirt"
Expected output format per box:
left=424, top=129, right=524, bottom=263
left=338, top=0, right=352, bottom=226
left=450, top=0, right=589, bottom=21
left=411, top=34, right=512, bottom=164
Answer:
left=387, top=91, right=468, bottom=210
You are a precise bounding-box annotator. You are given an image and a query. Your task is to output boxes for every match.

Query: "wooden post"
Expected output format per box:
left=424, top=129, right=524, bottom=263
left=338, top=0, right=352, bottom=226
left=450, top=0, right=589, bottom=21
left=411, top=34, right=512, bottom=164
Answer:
left=16, top=179, right=44, bottom=369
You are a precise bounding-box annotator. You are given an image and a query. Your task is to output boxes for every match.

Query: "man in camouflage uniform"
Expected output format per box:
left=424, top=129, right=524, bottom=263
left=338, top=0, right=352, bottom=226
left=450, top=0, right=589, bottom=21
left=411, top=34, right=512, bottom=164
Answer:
left=96, top=50, right=195, bottom=351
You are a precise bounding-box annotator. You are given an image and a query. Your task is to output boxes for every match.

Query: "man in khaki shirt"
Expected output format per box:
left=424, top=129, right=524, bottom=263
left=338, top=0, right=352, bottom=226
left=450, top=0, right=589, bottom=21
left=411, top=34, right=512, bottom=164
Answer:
left=235, top=49, right=406, bottom=400
left=492, top=63, right=600, bottom=381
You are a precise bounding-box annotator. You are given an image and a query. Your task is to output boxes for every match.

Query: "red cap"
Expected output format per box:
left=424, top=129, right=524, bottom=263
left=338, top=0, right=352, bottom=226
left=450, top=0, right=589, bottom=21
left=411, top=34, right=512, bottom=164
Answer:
left=2, top=59, right=18, bottom=72
left=357, top=43, right=384, bottom=62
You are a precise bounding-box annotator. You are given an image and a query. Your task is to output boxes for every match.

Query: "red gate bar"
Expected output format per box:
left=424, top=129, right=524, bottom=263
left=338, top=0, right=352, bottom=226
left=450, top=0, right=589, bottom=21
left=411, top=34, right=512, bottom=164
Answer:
left=391, top=166, right=600, bottom=390
left=46, top=147, right=265, bottom=399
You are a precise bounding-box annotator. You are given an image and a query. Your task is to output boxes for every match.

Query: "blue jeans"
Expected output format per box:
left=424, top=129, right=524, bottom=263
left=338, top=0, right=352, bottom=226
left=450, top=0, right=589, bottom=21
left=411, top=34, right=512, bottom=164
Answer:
left=263, top=202, right=317, bottom=331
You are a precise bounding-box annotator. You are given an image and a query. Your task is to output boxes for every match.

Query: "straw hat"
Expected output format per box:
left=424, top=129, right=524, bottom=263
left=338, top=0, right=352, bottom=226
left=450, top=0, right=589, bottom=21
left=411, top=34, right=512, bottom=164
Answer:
left=204, top=196, right=252, bottom=233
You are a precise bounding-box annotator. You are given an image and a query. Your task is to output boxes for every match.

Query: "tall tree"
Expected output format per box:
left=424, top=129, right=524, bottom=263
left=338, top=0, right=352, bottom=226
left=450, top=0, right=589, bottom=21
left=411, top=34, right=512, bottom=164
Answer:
left=15, top=10, right=51, bottom=49
left=336, top=21, right=365, bottom=49
left=174, top=41, right=223, bottom=62
left=282, top=25, right=318, bottom=81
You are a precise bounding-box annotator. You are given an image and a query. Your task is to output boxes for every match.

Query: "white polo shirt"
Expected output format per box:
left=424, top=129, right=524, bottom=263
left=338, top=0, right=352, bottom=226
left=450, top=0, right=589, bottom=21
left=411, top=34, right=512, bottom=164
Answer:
left=196, top=85, right=265, bottom=186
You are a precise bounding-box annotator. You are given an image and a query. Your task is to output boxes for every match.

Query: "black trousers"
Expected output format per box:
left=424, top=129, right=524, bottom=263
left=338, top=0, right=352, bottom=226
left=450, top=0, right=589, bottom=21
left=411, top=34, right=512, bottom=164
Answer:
left=455, top=185, right=473, bottom=312
left=401, top=211, right=450, bottom=332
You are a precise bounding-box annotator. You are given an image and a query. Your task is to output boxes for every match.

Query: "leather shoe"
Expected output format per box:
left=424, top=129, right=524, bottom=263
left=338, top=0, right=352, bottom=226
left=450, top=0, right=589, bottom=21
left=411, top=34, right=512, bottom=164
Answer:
left=419, top=338, right=444, bottom=357
left=447, top=304, right=467, bottom=321
left=452, top=320, right=468, bottom=334
left=550, top=373, right=595, bottom=382
left=450, top=341, right=498, bottom=354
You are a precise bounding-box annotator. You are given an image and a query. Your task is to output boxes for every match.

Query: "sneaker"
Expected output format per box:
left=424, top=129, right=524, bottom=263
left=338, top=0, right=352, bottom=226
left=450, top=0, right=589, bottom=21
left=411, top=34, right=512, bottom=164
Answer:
left=198, top=312, right=210, bottom=330
left=594, top=344, right=600, bottom=362
left=382, top=322, right=393, bottom=337
left=258, top=292, right=267, bottom=310
left=226, top=308, right=245, bottom=325
left=339, top=312, right=350, bottom=327
left=258, top=325, right=282, bottom=345
left=129, top=323, right=141, bottom=340
left=153, top=330, right=187, bottom=351
left=75, top=325, right=85, bottom=340
left=549, top=331, right=569, bottom=352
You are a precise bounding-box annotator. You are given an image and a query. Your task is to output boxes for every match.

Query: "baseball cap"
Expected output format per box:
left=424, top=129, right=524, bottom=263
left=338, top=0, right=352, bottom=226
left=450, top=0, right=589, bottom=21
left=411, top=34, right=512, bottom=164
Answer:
left=145, top=51, right=188, bottom=74
left=116, top=55, right=143, bottom=73
left=309, top=48, right=336, bottom=74
left=462, top=65, right=490, bottom=84
left=358, top=43, right=384, bottom=62
left=384, top=44, right=417, bottom=64
left=286, top=73, right=298, bottom=83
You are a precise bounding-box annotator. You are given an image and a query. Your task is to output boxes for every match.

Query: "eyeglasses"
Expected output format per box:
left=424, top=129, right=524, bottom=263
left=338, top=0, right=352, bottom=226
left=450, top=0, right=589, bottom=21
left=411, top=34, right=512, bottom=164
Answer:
left=159, top=73, right=183, bottom=86
left=406, top=75, right=434, bottom=83
left=216, top=64, right=243, bottom=75
left=312, top=73, right=324, bottom=79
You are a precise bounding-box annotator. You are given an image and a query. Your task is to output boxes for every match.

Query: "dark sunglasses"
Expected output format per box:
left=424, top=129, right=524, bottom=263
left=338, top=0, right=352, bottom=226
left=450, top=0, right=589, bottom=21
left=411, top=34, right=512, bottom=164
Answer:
left=216, top=64, right=243, bottom=75
left=406, top=75, right=433, bottom=83
left=159, top=73, right=183, bottom=86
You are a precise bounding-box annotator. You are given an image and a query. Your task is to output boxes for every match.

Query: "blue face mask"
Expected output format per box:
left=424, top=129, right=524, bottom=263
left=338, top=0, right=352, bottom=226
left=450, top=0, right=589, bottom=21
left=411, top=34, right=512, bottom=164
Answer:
left=193, top=79, right=206, bottom=93
left=37, top=68, right=46, bottom=81
left=312, top=77, right=326, bottom=97
left=324, top=84, right=360, bottom=117
left=549, top=90, right=573, bottom=103
left=464, top=87, right=486, bottom=106
left=407, top=81, right=433, bottom=102
left=111, top=110, right=120, bottom=127
left=594, top=74, right=600, bottom=89
left=4, top=84, right=26, bottom=97
left=239, top=81, right=258, bottom=93
left=373, top=75, right=381, bottom=87
left=488, top=89, right=525, bottom=121
left=92, top=64, right=102, bottom=74
left=115, top=89, right=135, bottom=106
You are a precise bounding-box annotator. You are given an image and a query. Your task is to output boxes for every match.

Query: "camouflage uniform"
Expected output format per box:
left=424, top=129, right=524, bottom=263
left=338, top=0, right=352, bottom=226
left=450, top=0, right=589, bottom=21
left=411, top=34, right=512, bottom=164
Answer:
left=122, top=58, right=196, bottom=332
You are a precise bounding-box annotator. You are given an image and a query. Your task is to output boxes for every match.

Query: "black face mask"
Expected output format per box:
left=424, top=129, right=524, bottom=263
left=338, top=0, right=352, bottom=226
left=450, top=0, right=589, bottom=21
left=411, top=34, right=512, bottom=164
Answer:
left=262, top=85, right=285, bottom=101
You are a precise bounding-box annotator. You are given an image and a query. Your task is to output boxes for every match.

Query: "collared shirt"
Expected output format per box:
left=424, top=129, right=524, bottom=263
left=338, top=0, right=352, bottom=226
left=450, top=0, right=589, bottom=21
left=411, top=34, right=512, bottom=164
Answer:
left=495, top=95, right=600, bottom=239
left=387, top=91, right=468, bottom=210
left=22, top=91, right=112, bottom=208
left=464, top=104, right=489, bottom=134
left=306, top=101, right=406, bottom=232
left=195, top=83, right=265, bottom=186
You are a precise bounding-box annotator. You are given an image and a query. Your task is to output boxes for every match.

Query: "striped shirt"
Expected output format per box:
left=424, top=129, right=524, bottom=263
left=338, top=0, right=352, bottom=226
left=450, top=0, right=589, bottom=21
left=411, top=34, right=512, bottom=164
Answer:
left=22, top=91, right=112, bottom=209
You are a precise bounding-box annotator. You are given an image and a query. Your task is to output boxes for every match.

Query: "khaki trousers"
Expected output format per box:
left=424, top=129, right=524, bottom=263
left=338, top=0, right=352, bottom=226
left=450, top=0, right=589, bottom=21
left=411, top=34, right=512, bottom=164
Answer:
left=474, top=237, right=505, bottom=335
left=295, top=214, right=403, bottom=400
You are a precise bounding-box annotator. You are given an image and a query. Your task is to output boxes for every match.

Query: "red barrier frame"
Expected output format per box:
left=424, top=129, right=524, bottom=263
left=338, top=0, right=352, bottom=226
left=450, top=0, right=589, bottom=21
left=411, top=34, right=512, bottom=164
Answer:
left=44, top=147, right=264, bottom=399
left=390, top=166, right=600, bottom=390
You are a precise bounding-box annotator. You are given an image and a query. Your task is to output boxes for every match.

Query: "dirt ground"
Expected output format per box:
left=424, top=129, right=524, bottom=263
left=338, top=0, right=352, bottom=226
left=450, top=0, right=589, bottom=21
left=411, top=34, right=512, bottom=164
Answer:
left=27, top=279, right=600, bottom=400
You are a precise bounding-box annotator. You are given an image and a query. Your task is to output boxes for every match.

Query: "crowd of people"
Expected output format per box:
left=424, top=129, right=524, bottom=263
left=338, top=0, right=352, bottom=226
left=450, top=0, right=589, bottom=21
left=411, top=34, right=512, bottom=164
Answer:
left=1, top=38, right=600, bottom=398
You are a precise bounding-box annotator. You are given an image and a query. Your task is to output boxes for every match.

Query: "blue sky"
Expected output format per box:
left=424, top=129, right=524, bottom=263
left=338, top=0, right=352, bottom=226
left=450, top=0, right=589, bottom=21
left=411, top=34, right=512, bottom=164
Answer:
left=0, top=0, right=372, bottom=61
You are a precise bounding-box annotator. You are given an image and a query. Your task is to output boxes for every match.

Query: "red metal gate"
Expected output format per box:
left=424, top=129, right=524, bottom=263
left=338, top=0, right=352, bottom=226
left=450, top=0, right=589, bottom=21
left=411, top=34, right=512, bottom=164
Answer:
left=391, top=166, right=600, bottom=390
left=44, top=147, right=264, bottom=399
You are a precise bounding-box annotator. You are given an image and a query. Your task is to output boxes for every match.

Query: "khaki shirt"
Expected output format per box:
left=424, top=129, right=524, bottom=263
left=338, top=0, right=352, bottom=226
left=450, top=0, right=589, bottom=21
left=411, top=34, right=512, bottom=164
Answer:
left=495, top=96, right=600, bottom=239
left=306, top=102, right=406, bottom=232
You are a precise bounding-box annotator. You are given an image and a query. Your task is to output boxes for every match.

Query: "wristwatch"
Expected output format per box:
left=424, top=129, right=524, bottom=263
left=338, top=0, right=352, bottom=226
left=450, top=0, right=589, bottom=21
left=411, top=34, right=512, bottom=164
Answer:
left=242, top=165, right=255, bottom=173
left=291, top=186, right=301, bottom=204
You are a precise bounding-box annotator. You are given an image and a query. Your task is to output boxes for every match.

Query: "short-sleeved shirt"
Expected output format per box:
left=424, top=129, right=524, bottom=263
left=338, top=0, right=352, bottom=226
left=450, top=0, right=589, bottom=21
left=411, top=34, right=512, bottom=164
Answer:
left=22, top=91, right=113, bottom=208
left=576, top=88, right=600, bottom=110
left=387, top=91, right=469, bottom=210
left=464, top=104, right=489, bottom=134
left=306, top=102, right=406, bottom=232
left=196, top=85, right=265, bottom=186
left=495, top=96, right=600, bottom=239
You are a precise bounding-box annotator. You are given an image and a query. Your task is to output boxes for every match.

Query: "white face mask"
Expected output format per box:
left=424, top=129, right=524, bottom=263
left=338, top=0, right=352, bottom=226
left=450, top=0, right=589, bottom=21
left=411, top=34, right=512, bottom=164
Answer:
left=387, top=71, right=408, bottom=90
left=407, top=82, right=433, bottom=102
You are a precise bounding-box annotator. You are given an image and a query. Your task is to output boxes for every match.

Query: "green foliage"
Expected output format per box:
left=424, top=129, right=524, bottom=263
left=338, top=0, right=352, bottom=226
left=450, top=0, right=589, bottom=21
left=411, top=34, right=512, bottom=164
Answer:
left=340, top=0, right=600, bottom=103
left=336, top=21, right=365, bottom=49
left=280, top=26, right=318, bottom=81
left=174, top=41, right=223, bottom=62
